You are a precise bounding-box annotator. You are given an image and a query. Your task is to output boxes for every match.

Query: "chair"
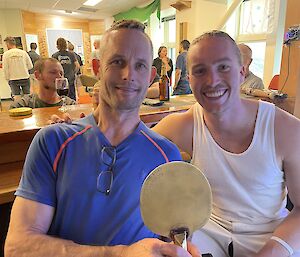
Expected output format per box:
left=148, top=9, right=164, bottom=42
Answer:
left=268, top=75, right=279, bottom=90
left=79, top=74, right=99, bottom=93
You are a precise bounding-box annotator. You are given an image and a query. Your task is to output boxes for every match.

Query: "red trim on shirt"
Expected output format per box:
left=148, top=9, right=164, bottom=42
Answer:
left=53, top=125, right=93, bottom=173
left=140, top=130, right=169, bottom=163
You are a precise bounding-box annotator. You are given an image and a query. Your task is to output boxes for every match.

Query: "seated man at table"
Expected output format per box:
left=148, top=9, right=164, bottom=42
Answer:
left=238, top=43, right=264, bottom=92
left=5, top=20, right=199, bottom=257
left=9, top=58, right=76, bottom=109
left=154, top=31, right=300, bottom=256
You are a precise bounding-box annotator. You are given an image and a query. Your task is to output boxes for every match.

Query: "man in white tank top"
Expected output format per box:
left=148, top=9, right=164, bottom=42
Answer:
left=154, top=31, right=300, bottom=257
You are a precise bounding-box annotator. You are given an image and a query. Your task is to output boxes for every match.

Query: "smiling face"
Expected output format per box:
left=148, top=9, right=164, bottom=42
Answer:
left=188, top=37, right=245, bottom=115
left=98, top=29, right=155, bottom=111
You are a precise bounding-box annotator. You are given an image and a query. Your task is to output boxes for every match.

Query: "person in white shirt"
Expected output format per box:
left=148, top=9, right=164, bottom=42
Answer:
left=3, top=36, right=33, bottom=100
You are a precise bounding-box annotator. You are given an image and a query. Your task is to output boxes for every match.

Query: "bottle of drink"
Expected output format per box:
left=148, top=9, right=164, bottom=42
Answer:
left=159, top=63, right=170, bottom=101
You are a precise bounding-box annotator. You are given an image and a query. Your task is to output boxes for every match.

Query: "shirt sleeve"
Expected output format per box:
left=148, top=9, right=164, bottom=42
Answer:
left=9, top=95, right=32, bottom=109
left=15, top=127, right=60, bottom=207
left=3, top=53, right=9, bottom=80
left=176, top=55, right=184, bottom=71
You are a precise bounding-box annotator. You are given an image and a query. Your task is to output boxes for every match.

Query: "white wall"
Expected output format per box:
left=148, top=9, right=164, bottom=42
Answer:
left=263, top=0, right=286, bottom=87
left=174, top=0, right=227, bottom=53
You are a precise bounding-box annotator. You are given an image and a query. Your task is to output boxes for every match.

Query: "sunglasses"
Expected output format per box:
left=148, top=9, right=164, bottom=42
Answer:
left=96, top=146, right=116, bottom=195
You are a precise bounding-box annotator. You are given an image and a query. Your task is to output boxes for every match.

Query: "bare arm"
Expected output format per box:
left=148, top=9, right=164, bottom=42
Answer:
left=162, top=57, right=171, bottom=72
left=256, top=109, right=300, bottom=257
left=5, top=197, right=200, bottom=257
left=174, top=69, right=182, bottom=90
left=146, top=82, right=159, bottom=99
left=153, top=107, right=194, bottom=156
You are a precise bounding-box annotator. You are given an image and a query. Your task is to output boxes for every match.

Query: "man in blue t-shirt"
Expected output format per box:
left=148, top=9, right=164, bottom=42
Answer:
left=5, top=20, right=200, bottom=257
left=173, top=40, right=191, bottom=95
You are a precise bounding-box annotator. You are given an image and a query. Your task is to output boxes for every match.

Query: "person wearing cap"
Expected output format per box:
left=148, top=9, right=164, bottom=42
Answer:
left=3, top=36, right=33, bottom=100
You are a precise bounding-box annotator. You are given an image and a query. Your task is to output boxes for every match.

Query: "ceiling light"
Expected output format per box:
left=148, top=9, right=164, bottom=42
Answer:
left=83, top=0, right=103, bottom=6
left=53, top=17, right=62, bottom=27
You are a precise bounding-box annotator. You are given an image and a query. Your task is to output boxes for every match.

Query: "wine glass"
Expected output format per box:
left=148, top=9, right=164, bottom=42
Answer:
left=56, top=78, right=69, bottom=112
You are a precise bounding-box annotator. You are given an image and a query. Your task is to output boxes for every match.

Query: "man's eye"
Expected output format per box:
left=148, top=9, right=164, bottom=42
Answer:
left=136, top=63, right=147, bottom=70
left=111, top=60, right=123, bottom=65
left=219, top=64, right=230, bottom=72
left=193, top=68, right=205, bottom=76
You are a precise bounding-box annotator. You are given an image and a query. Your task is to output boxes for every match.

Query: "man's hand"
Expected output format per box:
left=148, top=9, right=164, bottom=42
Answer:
left=47, top=112, right=86, bottom=125
left=122, top=238, right=201, bottom=257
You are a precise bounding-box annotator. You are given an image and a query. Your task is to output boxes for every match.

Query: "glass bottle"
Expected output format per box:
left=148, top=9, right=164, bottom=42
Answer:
left=159, top=63, right=170, bottom=101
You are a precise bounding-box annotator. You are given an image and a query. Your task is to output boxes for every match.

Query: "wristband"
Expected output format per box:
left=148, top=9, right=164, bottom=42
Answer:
left=270, top=236, right=294, bottom=256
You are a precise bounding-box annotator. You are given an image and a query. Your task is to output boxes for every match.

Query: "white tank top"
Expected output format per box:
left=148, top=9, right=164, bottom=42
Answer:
left=191, top=101, right=288, bottom=226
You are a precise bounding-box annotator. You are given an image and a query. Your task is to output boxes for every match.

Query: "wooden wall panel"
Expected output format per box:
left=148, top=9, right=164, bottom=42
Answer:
left=21, top=10, right=105, bottom=68
left=88, top=21, right=105, bottom=35
left=278, top=0, right=300, bottom=97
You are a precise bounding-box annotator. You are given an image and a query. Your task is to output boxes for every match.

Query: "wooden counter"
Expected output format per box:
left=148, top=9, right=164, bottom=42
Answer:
left=0, top=95, right=196, bottom=204
left=0, top=94, right=295, bottom=204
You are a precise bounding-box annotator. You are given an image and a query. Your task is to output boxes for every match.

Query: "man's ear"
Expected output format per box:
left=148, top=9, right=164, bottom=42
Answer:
left=249, top=58, right=253, bottom=66
left=240, top=65, right=246, bottom=82
left=149, top=66, right=157, bottom=84
left=34, top=70, right=40, bottom=80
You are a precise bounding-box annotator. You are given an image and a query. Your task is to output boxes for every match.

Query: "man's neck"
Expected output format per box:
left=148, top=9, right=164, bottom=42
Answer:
left=93, top=103, right=141, bottom=146
left=38, top=87, right=61, bottom=104
left=202, top=98, right=246, bottom=133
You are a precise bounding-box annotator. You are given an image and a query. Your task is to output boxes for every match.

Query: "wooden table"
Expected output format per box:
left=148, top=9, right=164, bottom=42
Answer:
left=0, top=95, right=197, bottom=204
left=0, top=94, right=295, bottom=204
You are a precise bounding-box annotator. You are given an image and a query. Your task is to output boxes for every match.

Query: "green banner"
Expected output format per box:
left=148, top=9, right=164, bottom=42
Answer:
left=114, top=0, right=160, bottom=22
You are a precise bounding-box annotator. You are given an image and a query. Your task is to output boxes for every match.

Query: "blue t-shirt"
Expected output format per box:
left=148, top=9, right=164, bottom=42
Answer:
left=16, top=114, right=181, bottom=246
left=176, top=52, right=188, bottom=85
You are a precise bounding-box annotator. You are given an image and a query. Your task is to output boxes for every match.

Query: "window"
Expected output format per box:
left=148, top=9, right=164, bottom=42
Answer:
left=243, top=41, right=266, bottom=78
left=234, top=0, right=276, bottom=78
left=239, top=0, right=274, bottom=35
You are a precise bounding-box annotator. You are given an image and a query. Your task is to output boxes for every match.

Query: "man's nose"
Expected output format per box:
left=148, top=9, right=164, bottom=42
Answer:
left=206, top=70, right=220, bottom=87
left=122, top=65, right=134, bottom=81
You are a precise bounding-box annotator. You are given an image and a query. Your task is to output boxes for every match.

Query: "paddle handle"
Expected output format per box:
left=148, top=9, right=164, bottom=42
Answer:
left=170, top=227, right=189, bottom=250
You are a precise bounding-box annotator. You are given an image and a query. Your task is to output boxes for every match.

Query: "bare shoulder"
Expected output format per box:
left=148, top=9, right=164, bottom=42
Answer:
left=153, top=106, right=194, bottom=152
left=274, top=107, right=300, bottom=158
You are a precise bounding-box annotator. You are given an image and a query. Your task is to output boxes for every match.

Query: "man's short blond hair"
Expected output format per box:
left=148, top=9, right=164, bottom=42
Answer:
left=34, top=58, right=60, bottom=73
left=100, top=19, right=153, bottom=58
left=188, top=30, right=242, bottom=66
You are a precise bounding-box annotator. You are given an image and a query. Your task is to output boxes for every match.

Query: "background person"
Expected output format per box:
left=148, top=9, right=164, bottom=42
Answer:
left=67, top=42, right=83, bottom=98
left=154, top=31, right=300, bottom=257
left=91, top=39, right=100, bottom=78
left=27, top=42, right=41, bottom=93
left=52, top=37, right=79, bottom=101
left=152, top=46, right=173, bottom=79
left=238, top=43, right=264, bottom=92
left=27, top=42, right=40, bottom=75
left=3, top=36, right=33, bottom=100
left=9, top=58, right=75, bottom=109
left=173, top=40, right=191, bottom=95
left=5, top=20, right=199, bottom=257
